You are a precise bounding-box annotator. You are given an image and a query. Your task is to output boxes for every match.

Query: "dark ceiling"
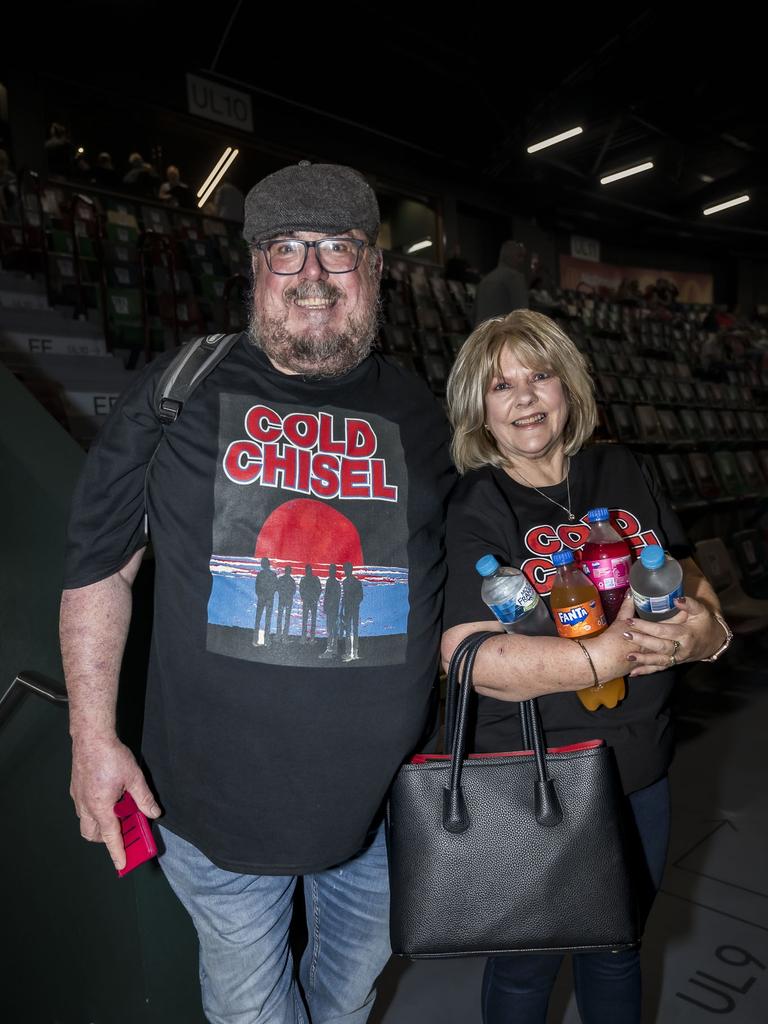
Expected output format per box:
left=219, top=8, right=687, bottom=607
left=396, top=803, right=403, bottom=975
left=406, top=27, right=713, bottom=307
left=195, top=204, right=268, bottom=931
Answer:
left=9, top=3, right=768, bottom=254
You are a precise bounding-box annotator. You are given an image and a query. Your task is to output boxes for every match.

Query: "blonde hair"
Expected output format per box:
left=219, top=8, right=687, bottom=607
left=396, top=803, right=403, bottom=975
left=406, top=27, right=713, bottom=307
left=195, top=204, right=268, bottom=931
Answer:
left=446, top=310, right=597, bottom=474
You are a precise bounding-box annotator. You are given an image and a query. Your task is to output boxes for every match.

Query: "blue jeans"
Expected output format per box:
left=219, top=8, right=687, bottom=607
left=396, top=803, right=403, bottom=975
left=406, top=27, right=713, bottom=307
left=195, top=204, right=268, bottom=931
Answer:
left=481, top=775, right=671, bottom=1024
left=157, top=822, right=391, bottom=1024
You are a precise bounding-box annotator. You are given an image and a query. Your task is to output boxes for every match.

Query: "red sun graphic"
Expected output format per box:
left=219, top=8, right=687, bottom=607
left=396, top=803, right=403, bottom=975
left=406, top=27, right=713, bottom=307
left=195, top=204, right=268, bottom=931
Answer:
left=254, top=499, right=363, bottom=574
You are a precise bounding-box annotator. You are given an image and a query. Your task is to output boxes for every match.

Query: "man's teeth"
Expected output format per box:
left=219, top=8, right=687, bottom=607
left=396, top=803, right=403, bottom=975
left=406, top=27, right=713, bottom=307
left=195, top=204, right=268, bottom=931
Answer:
left=295, top=298, right=334, bottom=307
left=513, top=413, right=546, bottom=426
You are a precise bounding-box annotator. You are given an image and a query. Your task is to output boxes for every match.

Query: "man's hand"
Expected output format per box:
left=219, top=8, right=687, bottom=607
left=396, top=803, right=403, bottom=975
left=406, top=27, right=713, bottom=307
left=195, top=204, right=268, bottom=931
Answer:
left=70, top=735, right=161, bottom=870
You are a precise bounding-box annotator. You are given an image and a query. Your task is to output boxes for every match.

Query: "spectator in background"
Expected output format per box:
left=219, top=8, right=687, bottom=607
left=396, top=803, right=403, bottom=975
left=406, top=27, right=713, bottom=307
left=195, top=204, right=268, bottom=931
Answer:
left=73, top=152, right=93, bottom=184
left=44, top=122, right=74, bottom=178
left=211, top=180, right=245, bottom=222
left=472, top=240, right=529, bottom=326
left=92, top=152, right=119, bottom=190
left=0, top=148, right=19, bottom=221
left=444, top=243, right=480, bottom=284
left=158, top=164, right=192, bottom=208
left=123, top=152, right=160, bottom=197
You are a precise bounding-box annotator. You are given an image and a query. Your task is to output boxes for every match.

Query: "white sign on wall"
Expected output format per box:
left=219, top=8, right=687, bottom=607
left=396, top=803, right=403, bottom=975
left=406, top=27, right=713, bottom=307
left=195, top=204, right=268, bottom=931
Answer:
left=186, top=74, right=253, bottom=133
left=570, top=235, right=601, bottom=262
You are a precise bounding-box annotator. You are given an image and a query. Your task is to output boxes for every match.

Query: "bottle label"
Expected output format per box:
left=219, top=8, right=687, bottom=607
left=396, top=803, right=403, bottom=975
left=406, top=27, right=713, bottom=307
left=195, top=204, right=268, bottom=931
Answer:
left=489, top=580, right=538, bottom=624
left=630, top=583, right=684, bottom=615
left=582, top=555, right=631, bottom=591
left=552, top=600, right=606, bottom=637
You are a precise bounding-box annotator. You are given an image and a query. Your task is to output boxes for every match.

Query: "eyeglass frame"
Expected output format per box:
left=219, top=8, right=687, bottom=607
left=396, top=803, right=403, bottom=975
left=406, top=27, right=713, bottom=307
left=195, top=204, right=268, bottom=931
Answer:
left=253, top=235, right=368, bottom=275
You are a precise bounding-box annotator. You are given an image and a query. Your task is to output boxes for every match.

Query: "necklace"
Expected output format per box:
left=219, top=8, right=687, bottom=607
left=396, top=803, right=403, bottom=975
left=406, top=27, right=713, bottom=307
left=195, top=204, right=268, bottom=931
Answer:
left=509, top=458, right=575, bottom=521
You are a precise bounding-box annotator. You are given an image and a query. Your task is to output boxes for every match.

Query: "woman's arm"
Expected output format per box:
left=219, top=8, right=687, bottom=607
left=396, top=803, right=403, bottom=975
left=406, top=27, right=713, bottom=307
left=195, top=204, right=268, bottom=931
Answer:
left=441, top=593, right=639, bottom=701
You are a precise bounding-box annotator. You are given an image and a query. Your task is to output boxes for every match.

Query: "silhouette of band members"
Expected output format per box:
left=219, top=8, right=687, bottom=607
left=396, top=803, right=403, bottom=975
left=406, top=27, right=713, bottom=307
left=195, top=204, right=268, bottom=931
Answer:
left=253, top=558, right=363, bottom=659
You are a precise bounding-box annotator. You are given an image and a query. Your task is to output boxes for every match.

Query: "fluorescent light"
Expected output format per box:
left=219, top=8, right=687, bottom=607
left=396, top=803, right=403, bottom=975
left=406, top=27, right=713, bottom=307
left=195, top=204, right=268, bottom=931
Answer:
left=526, top=127, right=583, bottom=154
left=406, top=239, right=433, bottom=254
left=196, top=147, right=232, bottom=198
left=198, top=149, right=240, bottom=209
left=600, top=161, right=654, bottom=185
left=703, top=194, right=750, bottom=216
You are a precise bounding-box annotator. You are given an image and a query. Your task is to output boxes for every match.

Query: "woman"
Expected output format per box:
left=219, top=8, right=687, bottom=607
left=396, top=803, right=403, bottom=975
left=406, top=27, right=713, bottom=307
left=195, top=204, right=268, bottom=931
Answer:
left=442, top=310, right=730, bottom=1024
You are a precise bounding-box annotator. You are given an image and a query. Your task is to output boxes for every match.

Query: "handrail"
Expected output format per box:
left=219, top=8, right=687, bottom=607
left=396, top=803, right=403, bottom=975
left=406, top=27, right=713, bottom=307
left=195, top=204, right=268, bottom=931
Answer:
left=139, top=229, right=180, bottom=361
left=0, top=671, right=68, bottom=730
left=17, top=169, right=53, bottom=305
left=69, top=192, right=98, bottom=322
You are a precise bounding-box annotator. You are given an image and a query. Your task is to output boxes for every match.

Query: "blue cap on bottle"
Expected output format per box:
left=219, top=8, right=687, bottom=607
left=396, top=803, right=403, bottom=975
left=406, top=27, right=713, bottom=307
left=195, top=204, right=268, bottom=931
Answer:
left=639, top=544, right=665, bottom=570
left=552, top=550, right=574, bottom=567
left=476, top=554, right=500, bottom=577
left=587, top=507, right=609, bottom=522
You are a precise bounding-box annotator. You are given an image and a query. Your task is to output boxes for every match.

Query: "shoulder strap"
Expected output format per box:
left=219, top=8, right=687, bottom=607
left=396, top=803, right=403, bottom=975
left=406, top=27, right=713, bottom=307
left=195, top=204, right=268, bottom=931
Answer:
left=155, top=332, right=241, bottom=423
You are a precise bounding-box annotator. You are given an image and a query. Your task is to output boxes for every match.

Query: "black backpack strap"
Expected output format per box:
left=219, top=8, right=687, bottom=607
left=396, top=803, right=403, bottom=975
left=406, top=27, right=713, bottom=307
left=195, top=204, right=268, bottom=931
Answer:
left=155, top=332, right=241, bottom=423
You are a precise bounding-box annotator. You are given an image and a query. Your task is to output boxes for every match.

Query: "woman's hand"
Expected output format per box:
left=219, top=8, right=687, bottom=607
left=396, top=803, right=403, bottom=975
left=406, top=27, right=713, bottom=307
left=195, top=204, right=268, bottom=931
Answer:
left=621, top=596, right=720, bottom=676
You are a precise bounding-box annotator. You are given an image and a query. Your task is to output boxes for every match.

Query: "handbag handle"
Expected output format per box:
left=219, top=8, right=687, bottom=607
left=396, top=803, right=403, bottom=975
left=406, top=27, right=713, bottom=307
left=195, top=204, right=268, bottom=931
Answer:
left=443, top=631, right=562, bottom=834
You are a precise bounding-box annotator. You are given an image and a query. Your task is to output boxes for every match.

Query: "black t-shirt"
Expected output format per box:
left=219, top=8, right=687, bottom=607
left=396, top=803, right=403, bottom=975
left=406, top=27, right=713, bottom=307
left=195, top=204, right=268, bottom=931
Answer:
left=64, top=336, right=455, bottom=873
left=444, top=444, right=692, bottom=794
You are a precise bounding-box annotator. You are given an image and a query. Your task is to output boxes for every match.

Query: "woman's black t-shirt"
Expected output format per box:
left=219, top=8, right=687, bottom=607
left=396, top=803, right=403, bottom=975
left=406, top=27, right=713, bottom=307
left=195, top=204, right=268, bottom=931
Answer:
left=444, top=444, right=692, bottom=794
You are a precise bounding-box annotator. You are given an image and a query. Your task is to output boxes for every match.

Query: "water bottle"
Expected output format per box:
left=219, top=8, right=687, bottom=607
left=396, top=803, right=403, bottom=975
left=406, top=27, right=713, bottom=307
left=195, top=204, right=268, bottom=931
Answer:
left=475, top=555, right=552, bottom=636
left=629, top=544, right=684, bottom=621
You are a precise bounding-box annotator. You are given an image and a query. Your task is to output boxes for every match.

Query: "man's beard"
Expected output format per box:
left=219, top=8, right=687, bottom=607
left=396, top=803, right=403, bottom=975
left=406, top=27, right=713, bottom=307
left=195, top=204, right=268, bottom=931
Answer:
left=248, top=279, right=381, bottom=378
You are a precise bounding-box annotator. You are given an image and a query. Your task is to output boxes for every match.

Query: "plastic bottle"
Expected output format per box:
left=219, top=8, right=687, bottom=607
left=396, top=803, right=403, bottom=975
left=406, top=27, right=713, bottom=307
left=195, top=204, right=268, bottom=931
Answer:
left=476, top=555, right=552, bottom=637
left=550, top=550, right=626, bottom=711
left=581, top=507, right=633, bottom=624
left=629, top=544, right=684, bottom=622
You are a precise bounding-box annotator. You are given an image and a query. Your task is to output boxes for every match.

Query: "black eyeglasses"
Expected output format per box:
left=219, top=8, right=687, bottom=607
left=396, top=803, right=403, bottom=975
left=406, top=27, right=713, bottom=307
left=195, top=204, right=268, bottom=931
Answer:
left=254, top=236, right=367, bottom=275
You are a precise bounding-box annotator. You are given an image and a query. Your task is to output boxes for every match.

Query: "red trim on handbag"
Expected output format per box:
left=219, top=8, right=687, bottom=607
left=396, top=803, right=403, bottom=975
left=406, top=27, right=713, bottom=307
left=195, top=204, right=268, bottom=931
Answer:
left=409, top=739, right=603, bottom=764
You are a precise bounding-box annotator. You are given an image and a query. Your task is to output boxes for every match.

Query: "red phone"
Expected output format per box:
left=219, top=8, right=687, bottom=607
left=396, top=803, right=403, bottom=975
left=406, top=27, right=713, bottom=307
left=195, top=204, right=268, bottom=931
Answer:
left=113, top=791, right=158, bottom=877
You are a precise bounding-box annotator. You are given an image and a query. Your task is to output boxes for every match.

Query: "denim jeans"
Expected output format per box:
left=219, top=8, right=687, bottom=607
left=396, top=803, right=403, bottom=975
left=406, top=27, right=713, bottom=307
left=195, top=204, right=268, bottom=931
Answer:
left=157, top=821, right=391, bottom=1024
left=481, top=775, right=671, bottom=1024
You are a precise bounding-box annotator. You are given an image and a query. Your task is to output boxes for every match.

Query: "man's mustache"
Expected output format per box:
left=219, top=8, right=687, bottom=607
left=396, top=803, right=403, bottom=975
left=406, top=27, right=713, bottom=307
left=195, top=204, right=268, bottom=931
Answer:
left=283, top=280, right=343, bottom=303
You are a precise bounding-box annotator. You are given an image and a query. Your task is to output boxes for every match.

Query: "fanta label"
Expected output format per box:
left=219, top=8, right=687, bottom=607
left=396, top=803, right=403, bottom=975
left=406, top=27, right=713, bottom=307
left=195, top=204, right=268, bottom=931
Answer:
left=552, top=600, right=606, bottom=637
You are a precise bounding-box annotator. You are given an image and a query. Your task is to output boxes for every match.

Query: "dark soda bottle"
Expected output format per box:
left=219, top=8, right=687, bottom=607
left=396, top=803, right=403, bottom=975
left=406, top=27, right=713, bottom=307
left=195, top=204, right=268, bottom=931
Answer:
left=581, top=507, right=632, bottom=624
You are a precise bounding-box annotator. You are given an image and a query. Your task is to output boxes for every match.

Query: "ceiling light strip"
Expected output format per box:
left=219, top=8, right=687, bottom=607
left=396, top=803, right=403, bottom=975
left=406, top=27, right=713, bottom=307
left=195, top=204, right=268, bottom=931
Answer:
left=198, top=149, right=240, bottom=209
left=703, top=195, right=750, bottom=216
left=526, top=127, right=583, bottom=154
left=196, top=147, right=233, bottom=198
left=600, top=161, right=654, bottom=185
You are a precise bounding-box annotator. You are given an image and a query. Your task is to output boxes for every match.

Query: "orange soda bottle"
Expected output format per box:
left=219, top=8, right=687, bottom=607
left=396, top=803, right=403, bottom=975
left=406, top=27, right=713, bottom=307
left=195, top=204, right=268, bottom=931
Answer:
left=550, top=550, right=626, bottom=711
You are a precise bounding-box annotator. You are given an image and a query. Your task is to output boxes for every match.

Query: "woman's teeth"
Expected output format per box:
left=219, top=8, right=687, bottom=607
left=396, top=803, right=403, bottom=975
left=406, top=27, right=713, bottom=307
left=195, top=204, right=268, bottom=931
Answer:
left=513, top=413, right=546, bottom=426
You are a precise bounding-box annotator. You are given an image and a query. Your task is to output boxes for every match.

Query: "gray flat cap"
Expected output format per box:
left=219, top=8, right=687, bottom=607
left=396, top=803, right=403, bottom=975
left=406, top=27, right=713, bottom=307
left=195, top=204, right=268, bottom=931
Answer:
left=243, top=162, right=380, bottom=244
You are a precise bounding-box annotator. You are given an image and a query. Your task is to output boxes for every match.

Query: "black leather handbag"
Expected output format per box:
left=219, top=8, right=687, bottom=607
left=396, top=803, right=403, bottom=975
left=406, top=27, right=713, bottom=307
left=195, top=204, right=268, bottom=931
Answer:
left=386, top=631, right=640, bottom=958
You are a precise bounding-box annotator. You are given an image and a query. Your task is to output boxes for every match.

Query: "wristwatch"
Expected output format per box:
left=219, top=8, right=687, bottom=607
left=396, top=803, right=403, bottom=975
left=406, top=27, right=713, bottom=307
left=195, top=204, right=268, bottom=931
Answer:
left=700, top=611, right=733, bottom=662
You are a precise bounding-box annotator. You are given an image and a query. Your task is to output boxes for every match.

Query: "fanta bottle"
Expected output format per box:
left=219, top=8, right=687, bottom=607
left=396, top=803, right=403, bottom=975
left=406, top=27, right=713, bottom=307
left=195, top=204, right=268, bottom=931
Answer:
left=581, top=507, right=632, bottom=624
left=550, top=550, right=626, bottom=711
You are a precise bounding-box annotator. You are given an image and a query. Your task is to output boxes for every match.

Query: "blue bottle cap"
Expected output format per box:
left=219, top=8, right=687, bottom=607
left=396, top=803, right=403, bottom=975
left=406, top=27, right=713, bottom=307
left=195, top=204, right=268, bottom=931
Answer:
left=639, top=544, right=665, bottom=570
left=476, top=554, right=500, bottom=576
left=552, top=550, right=575, bottom=567
left=587, top=507, right=609, bottom=522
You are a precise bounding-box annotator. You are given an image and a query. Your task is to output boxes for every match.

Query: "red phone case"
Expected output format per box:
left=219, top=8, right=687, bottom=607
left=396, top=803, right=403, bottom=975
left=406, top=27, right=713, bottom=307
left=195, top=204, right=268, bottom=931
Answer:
left=113, top=791, right=158, bottom=877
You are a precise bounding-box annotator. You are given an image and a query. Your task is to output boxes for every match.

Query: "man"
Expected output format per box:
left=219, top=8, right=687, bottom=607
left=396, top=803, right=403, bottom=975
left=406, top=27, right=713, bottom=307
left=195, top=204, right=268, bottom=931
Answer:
left=299, top=565, right=321, bottom=643
left=319, top=563, right=341, bottom=659
left=275, top=564, right=297, bottom=642
left=472, top=239, right=529, bottom=325
left=340, top=561, right=364, bottom=662
left=252, top=556, right=278, bottom=646
left=60, top=161, right=454, bottom=1023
